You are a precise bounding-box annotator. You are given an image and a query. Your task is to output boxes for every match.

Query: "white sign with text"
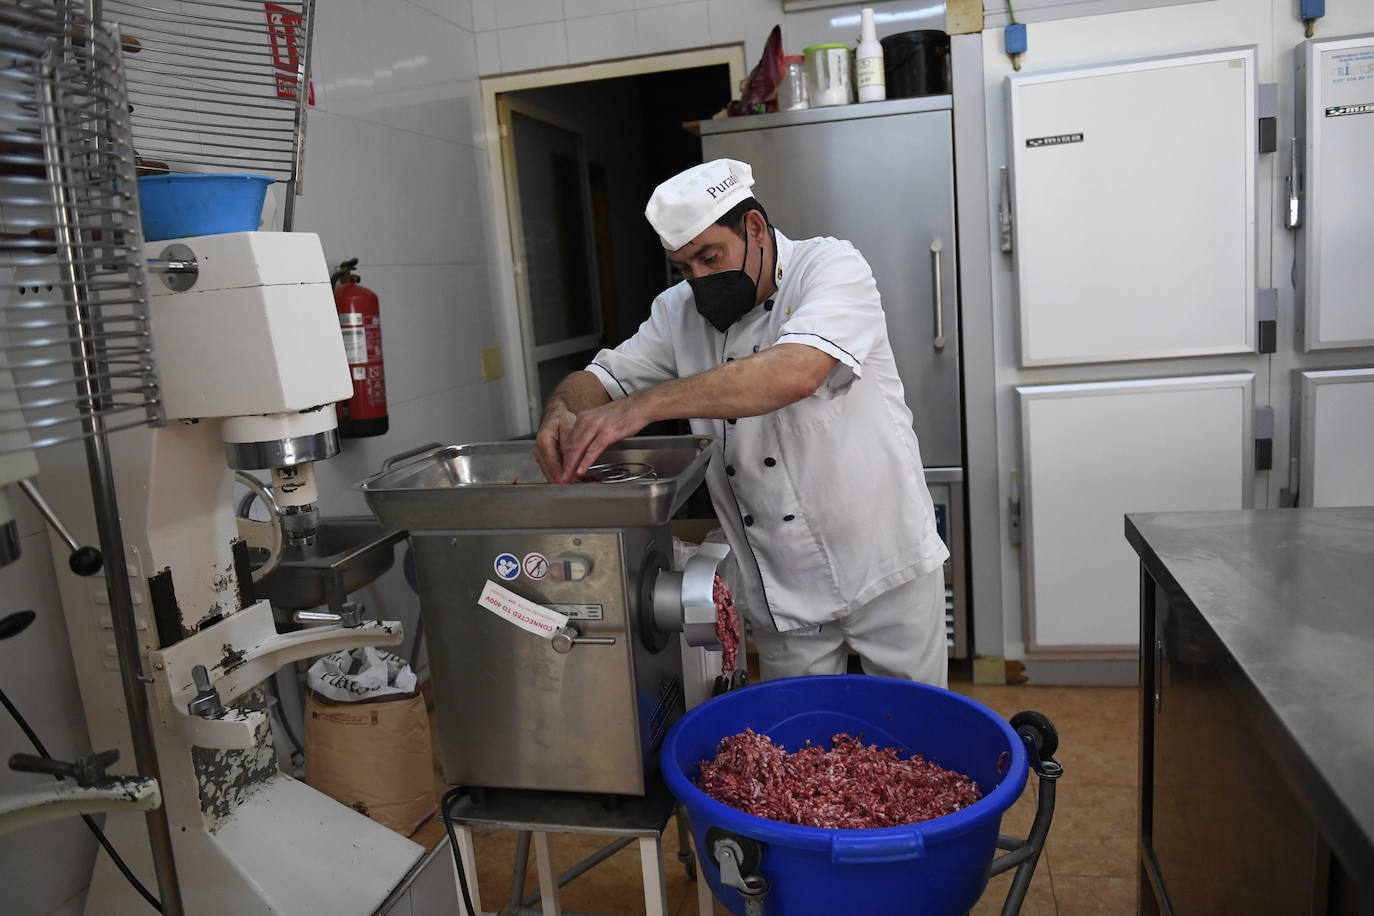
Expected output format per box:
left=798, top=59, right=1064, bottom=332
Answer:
left=478, top=579, right=568, bottom=639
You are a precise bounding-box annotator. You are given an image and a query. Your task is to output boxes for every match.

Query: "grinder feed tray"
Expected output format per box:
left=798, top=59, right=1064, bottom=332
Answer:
left=358, top=435, right=713, bottom=531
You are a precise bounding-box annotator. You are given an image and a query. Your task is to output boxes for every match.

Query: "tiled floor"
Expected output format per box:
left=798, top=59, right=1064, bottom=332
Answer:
left=410, top=666, right=1140, bottom=915
left=958, top=676, right=1139, bottom=916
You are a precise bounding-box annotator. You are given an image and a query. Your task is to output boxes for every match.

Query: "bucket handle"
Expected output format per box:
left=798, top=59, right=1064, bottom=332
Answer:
left=830, top=829, right=925, bottom=863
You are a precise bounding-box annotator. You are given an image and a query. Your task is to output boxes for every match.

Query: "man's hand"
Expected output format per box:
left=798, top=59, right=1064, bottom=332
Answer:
left=559, top=394, right=649, bottom=483
left=534, top=404, right=577, bottom=483
left=533, top=371, right=614, bottom=483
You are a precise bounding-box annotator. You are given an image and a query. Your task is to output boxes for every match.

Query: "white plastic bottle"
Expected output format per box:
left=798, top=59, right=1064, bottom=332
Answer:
left=856, top=8, right=886, bottom=102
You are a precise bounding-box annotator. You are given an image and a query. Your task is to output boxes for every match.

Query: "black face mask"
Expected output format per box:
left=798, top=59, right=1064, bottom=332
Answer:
left=689, top=243, right=764, bottom=333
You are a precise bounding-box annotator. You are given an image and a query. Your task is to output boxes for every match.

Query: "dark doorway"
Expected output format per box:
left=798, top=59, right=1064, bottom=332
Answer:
left=504, top=63, right=734, bottom=414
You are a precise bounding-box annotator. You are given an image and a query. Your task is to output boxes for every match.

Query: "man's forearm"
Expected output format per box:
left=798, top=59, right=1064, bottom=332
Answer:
left=544, top=370, right=611, bottom=419
left=550, top=346, right=836, bottom=482
left=637, top=343, right=836, bottom=422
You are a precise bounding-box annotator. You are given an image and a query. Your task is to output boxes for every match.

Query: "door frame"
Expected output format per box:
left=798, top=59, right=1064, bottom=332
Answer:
left=480, top=46, right=748, bottom=433
left=496, top=95, right=605, bottom=416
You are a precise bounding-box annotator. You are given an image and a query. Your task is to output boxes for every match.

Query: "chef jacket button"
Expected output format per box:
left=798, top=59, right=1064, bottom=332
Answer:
left=764, top=299, right=774, bottom=312
left=744, top=515, right=755, bottom=527
left=726, top=465, right=736, bottom=476
left=783, top=514, right=795, bottom=522
left=764, top=457, right=776, bottom=467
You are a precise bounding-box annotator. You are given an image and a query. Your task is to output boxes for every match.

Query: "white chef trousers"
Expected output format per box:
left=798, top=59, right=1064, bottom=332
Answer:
left=750, top=568, right=948, bottom=688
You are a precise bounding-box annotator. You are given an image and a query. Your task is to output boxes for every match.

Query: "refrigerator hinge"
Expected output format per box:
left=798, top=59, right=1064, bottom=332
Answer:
left=1254, top=406, right=1275, bottom=472
left=1258, top=83, right=1278, bottom=154
left=1285, top=138, right=1303, bottom=229
left=1280, top=457, right=1300, bottom=507
left=1257, top=288, right=1278, bottom=354
left=1008, top=468, right=1022, bottom=545
left=998, top=166, right=1013, bottom=253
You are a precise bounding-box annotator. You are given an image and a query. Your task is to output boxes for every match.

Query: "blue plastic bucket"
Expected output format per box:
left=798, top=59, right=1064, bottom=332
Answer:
left=661, top=676, right=1028, bottom=916
left=136, top=173, right=274, bottom=242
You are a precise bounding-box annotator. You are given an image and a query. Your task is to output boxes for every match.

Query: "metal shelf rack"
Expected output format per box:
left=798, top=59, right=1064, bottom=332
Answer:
left=102, top=0, right=315, bottom=228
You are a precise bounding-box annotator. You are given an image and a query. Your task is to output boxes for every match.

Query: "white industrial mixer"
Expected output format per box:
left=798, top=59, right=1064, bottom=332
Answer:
left=1, top=4, right=447, bottom=912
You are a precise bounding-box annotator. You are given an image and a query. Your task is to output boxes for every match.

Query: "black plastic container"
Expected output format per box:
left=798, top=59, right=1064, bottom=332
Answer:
left=881, top=30, right=950, bottom=98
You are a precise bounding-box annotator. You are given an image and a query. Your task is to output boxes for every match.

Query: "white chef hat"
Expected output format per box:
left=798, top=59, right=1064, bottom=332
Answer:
left=645, top=159, right=756, bottom=251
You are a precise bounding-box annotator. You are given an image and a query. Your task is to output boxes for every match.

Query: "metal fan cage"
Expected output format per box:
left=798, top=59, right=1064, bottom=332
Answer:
left=1, top=1, right=162, bottom=456
left=105, top=0, right=315, bottom=227
left=1, top=0, right=317, bottom=454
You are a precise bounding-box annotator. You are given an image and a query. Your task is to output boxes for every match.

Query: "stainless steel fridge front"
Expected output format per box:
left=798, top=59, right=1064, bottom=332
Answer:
left=699, top=95, right=961, bottom=469
left=700, top=97, right=967, bottom=656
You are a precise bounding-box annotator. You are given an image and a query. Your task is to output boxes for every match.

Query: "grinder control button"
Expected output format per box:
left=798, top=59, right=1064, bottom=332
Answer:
left=549, top=555, right=593, bottom=582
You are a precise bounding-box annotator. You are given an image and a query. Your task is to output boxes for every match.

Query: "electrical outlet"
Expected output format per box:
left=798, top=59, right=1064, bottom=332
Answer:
left=479, top=345, right=503, bottom=382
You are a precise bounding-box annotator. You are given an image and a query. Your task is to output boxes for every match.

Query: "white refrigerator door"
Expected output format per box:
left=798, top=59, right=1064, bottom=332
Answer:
left=1018, top=373, right=1255, bottom=650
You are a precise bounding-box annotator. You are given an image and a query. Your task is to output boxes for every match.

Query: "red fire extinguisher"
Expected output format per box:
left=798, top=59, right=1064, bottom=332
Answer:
left=331, top=258, right=389, bottom=438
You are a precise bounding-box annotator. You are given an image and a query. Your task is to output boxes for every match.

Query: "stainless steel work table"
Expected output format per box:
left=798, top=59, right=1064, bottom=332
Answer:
left=1127, top=508, right=1374, bottom=915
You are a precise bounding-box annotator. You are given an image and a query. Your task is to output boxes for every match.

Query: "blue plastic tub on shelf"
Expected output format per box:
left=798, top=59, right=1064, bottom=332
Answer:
left=136, top=173, right=274, bottom=242
left=661, top=675, right=1028, bottom=916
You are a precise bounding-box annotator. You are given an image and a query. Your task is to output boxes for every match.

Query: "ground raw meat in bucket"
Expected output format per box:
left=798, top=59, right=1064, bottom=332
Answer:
left=713, top=574, right=739, bottom=673
left=697, top=729, right=981, bottom=829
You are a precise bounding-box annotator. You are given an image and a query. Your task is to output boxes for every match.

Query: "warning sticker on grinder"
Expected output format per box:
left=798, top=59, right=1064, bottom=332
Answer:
left=478, top=580, right=568, bottom=638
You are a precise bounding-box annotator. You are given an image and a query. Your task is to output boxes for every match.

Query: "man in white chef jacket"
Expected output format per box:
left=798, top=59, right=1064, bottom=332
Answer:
left=534, top=158, right=950, bottom=687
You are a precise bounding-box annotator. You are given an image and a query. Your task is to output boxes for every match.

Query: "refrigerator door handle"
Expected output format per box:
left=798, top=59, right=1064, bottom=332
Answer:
left=930, top=240, right=946, bottom=350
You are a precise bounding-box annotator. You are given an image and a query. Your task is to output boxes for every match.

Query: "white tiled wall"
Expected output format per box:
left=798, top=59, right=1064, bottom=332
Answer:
left=284, top=0, right=514, bottom=686
left=294, top=0, right=512, bottom=506
left=566, top=11, right=639, bottom=64
left=469, top=0, right=943, bottom=78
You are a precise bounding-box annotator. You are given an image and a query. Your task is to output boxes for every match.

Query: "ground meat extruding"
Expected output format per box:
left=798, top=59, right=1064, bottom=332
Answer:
left=697, top=729, right=981, bottom=829
left=713, top=574, right=740, bottom=673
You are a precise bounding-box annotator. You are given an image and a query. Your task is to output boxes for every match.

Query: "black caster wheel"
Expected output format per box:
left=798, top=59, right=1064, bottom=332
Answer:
left=685, top=860, right=697, bottom=881
left=704, top=826, right=762, bottom=876
left=1011, top=710, right=1059, bottom=759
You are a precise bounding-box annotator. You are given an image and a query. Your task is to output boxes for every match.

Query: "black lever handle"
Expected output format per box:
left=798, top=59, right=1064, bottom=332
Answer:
left=9, top=748, right=120, bottom=786
left=68, top=545, right=103, bottom=576
left=9, top=753, right=76, bottom=779
left=0, top=610, right=36, bottom=640
left=17, top=481, right=102, bottom=577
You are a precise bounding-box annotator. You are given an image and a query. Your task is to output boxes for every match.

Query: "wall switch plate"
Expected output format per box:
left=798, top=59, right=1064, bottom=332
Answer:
left=945, top=0, right=984, bottom=35
left=480, top=345, right=503, bottom=382
left=973, top=655, right=1008, bottom=685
